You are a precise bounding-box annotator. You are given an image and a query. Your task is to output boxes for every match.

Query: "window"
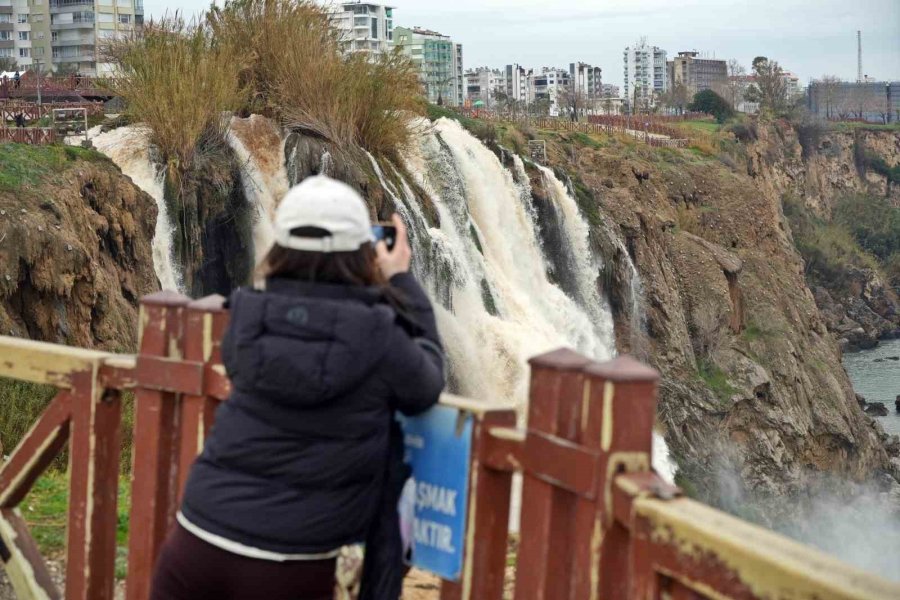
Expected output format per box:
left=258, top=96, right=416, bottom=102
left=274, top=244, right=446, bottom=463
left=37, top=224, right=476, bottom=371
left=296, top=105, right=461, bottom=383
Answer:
left=17, top=31, right=28, bottom=41
left=118, top=13, right=130, bottom=24
left=98, top=12, right=113, bottom=22
left=51, top=31, right=58, bottom=41
left=134, top=14, right=142, bottom=25
left=0, top=31, right=8, bottom=40
left=117, top=0, right=129, bottom=6
left=98, top=0, right=112, bottom=5
left=34, top=46, right=44, bottom=56
left=370, top=17, right=377, bottom=39
left=0, top=14, right=9, bottom=23
left=19, top=47, right=29, bottom=57
left=17, top=13, right=27, bottom=23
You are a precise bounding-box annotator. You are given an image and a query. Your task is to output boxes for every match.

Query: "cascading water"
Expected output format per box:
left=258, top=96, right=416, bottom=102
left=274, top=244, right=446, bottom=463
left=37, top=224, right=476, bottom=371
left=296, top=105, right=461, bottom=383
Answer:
left=400, top=119, right=614, bottom=408
left=90, top=125, right=182, bottom=292
left=225, top=115, right=290, bottom=265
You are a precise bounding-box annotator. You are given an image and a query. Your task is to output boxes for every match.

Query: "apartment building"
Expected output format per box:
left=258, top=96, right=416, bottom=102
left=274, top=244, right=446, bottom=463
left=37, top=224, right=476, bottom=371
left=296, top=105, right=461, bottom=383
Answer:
left=529, top=67, right=571, bottom=116
left=0, top=0, right=143, bottom=74
left=465, top=66, right=505, bottom=107
left=666, top=51, right=726, bottom=95
left=504, top=63, right=530, bottom=104
left=330, top=2, right=394, bottom=58
left=569, top=61, right=602, bottom=99
left=623, top=38, right=667, bottom=112
left=601, top=83, right=620, bottom=98
left=393, top=26, right=464, bottom=106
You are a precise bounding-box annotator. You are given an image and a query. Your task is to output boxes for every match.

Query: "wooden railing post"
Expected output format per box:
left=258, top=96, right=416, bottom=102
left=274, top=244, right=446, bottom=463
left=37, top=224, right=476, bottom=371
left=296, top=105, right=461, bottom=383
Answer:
left=440, top=406, right=516, bottom=600
left=65, top=371, right=123, bottom=600
left=126, top=291, right=190, bottom=600
left=513, top=349, right=592, bottom=600
left=581, top=356, right=660, bottom=600
left=176, top=295, right=228, bottom=499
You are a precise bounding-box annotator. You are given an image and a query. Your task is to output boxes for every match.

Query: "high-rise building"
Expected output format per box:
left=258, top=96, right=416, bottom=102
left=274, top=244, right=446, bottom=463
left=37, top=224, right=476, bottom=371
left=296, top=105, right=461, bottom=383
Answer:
left=393, top=26, right=463, bottom=106
left=601, top=83, right=620, bottom=98
left=465, top=66, right=505, bottom=108
left=666, top=51, right=727, bottom=95
left=1, top=0, right=143, bottom=74
left=529, top=67, right=571, bottom=116
left=330, top=2, right=394, bottom=58
left=569, top=61, right=602, bottom=99
left=504, top=63, right=530, bottom=103
left=623, top=38, right=667, bottom=112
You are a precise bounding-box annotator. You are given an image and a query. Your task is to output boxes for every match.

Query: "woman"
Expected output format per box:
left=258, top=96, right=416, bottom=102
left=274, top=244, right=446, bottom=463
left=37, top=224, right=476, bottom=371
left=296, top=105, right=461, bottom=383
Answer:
left=151, top=176, right=445, bottom=600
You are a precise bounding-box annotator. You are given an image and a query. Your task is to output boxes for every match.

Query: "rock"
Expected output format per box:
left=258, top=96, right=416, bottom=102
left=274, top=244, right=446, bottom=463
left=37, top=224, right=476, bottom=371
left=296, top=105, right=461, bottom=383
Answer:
left=864, top=402, right=889, bottom=417
left=895, top=396, right=900, bottom=413
left=856, top=394, right=867, bottom=409
left=886, top=435, right=900, bottom=458
left=886, top=356, right=899, bottom=361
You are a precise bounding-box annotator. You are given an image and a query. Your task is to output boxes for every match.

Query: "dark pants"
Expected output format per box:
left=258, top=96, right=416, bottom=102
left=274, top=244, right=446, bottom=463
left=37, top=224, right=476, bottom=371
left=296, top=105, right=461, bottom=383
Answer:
left=150, top=523, right=336, bottom=600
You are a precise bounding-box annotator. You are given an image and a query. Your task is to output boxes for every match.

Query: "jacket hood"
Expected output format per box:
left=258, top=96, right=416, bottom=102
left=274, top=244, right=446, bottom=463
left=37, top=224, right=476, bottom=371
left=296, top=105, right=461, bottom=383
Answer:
left=222, top=278, right=396, bottom=406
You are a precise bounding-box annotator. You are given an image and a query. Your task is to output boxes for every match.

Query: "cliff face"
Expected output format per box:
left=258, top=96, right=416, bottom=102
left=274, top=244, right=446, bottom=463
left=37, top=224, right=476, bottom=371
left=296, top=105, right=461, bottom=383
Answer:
left=0, top=146, right=159, bottom=351
left=536, top=130, right=897, bottom=516
left=746, top=124, right=899, bottom=349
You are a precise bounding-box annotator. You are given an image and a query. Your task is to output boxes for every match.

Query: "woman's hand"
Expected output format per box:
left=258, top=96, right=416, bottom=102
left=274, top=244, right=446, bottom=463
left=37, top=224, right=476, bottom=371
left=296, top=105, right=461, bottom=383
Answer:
left=375, top=213, right=412, bottom=280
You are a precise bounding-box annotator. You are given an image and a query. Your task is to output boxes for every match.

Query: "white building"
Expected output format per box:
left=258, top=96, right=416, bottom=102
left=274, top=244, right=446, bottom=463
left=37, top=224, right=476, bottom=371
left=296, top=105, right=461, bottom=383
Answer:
left=330, top=2, right=394, bottom=58
left=623, top=38, right=667, bottom=112
left=504, top=63, right=531, bottom=104
left=465, top=66, right=505, bottom=108
left=569, top=61, right=602, bottom=99
left=1, top=0, right=143, bottom=74
left=529, top=67, right=571, bottom=116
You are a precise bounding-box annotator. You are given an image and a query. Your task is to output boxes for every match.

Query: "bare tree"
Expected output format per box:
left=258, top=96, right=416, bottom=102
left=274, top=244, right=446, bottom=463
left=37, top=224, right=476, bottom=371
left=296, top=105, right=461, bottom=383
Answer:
left=0, top=57, right=16, bottom=72
left=662, top=82, right=690, bottom=115
left=815, top=75, right=842, bottom=119
left=723, top=59, right=746, bottom=108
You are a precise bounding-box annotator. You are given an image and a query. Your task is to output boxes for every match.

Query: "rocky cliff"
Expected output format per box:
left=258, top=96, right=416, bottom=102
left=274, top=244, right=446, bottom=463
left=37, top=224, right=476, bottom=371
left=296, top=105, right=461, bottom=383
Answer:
left=526, top=128, right=898, bottom=517
left=0, top=145, right=159, bottom=351
left=747, top=123, right=899, bottom=350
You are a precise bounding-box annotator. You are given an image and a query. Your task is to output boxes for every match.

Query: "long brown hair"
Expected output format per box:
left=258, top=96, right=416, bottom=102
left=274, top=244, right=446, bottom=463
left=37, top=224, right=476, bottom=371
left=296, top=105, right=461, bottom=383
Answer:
left=259, top=243, right=385, bottom=287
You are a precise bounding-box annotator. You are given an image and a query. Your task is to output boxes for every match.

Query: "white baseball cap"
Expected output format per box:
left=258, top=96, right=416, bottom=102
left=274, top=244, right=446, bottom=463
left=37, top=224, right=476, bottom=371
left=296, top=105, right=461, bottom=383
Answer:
left=273, top=176, right=375, bottom=252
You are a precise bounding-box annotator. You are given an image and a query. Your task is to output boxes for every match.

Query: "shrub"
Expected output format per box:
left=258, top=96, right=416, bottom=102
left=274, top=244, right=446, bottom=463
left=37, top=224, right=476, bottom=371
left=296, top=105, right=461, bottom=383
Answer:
left=689, top=90, right=734, bottom=124
left=833, top=193, right=900, bottom=262
left=105, top=15, right=245, bottom=173
left=726, top=121, right=758, bottom=143
left=782, top=194, right=881, bottom=289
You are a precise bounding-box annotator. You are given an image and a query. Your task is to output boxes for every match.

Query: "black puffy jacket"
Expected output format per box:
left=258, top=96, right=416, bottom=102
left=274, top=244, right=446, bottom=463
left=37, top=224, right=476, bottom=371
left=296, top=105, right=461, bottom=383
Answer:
left=180, top=272, right=445, bottom=555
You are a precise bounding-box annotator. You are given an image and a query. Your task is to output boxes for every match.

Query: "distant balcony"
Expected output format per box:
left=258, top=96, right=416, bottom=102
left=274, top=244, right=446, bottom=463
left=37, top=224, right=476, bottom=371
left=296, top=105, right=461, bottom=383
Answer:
left=50, top=20, right=95, bottom=30
left=49, top=0, right=95, bottom=12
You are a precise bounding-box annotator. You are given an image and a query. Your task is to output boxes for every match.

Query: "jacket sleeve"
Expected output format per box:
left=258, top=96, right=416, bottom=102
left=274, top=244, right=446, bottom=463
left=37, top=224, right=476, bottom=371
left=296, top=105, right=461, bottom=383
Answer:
left=381, top=272, right=446, bottom=416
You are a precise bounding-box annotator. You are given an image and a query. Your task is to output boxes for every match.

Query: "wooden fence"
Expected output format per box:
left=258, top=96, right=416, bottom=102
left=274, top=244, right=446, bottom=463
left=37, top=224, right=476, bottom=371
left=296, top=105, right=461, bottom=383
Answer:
left=0, top=291, right=898, bottom=599
left=461, top=109, right=691, bottom=148
left=0, top=127, right=58, bottom=145
left=1, top=100, right=104, bottom=122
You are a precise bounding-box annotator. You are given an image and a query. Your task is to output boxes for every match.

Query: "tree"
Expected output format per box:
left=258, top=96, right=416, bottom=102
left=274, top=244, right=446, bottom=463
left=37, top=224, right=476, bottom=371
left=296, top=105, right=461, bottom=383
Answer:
left=0, top=57, right=16, bottom=72
left=662, top=82, right=690, bottom=115
left=689, top=89, right=734, bottom=123
left=721, top=59, right=746, bottom=108
left=814, top=75, right=842, bottom=119
left=744, top=56, right=787, bottom=115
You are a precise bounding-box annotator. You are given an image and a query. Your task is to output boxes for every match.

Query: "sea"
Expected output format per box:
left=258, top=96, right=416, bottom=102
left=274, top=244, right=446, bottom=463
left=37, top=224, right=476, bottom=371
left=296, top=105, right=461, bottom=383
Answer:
left=843, top=338, right=900, bottom=437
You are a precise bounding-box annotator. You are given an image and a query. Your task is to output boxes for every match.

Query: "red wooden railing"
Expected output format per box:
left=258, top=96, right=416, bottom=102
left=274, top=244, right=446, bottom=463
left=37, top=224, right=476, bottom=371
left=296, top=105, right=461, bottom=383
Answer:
left=0, top=291, right=898, bottom=599
left=0, top=127, right=58, bottom=144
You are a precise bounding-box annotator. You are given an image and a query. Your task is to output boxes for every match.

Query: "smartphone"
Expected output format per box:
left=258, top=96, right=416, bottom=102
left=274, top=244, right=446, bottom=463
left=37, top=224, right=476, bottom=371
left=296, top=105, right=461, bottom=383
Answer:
left=371, top=224, right=397, bottom=251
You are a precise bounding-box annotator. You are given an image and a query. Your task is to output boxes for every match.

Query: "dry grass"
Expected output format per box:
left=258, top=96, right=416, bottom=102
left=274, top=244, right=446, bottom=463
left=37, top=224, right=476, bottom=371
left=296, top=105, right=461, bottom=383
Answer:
left=208, top=0, right=424, bottom=156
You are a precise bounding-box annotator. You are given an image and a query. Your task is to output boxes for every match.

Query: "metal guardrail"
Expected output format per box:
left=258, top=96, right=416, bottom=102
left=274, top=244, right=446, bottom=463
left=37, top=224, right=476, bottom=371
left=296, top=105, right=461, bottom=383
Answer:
left=0, top=291, right=898, bottom=599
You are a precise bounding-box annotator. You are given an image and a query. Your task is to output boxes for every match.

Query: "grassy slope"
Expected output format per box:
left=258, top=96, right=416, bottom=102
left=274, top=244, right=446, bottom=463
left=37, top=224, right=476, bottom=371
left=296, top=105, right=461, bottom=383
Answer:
left=0, top=143, right=106, bottom=194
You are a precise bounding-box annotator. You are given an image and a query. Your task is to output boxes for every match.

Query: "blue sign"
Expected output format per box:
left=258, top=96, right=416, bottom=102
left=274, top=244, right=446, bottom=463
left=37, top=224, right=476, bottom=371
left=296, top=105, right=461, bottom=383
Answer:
left=399, top=405, right=473, bottom=581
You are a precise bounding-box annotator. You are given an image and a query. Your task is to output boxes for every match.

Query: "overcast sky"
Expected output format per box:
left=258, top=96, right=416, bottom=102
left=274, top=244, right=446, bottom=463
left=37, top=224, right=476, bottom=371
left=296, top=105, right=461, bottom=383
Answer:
left=147, top=0, right=900, bottom=88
